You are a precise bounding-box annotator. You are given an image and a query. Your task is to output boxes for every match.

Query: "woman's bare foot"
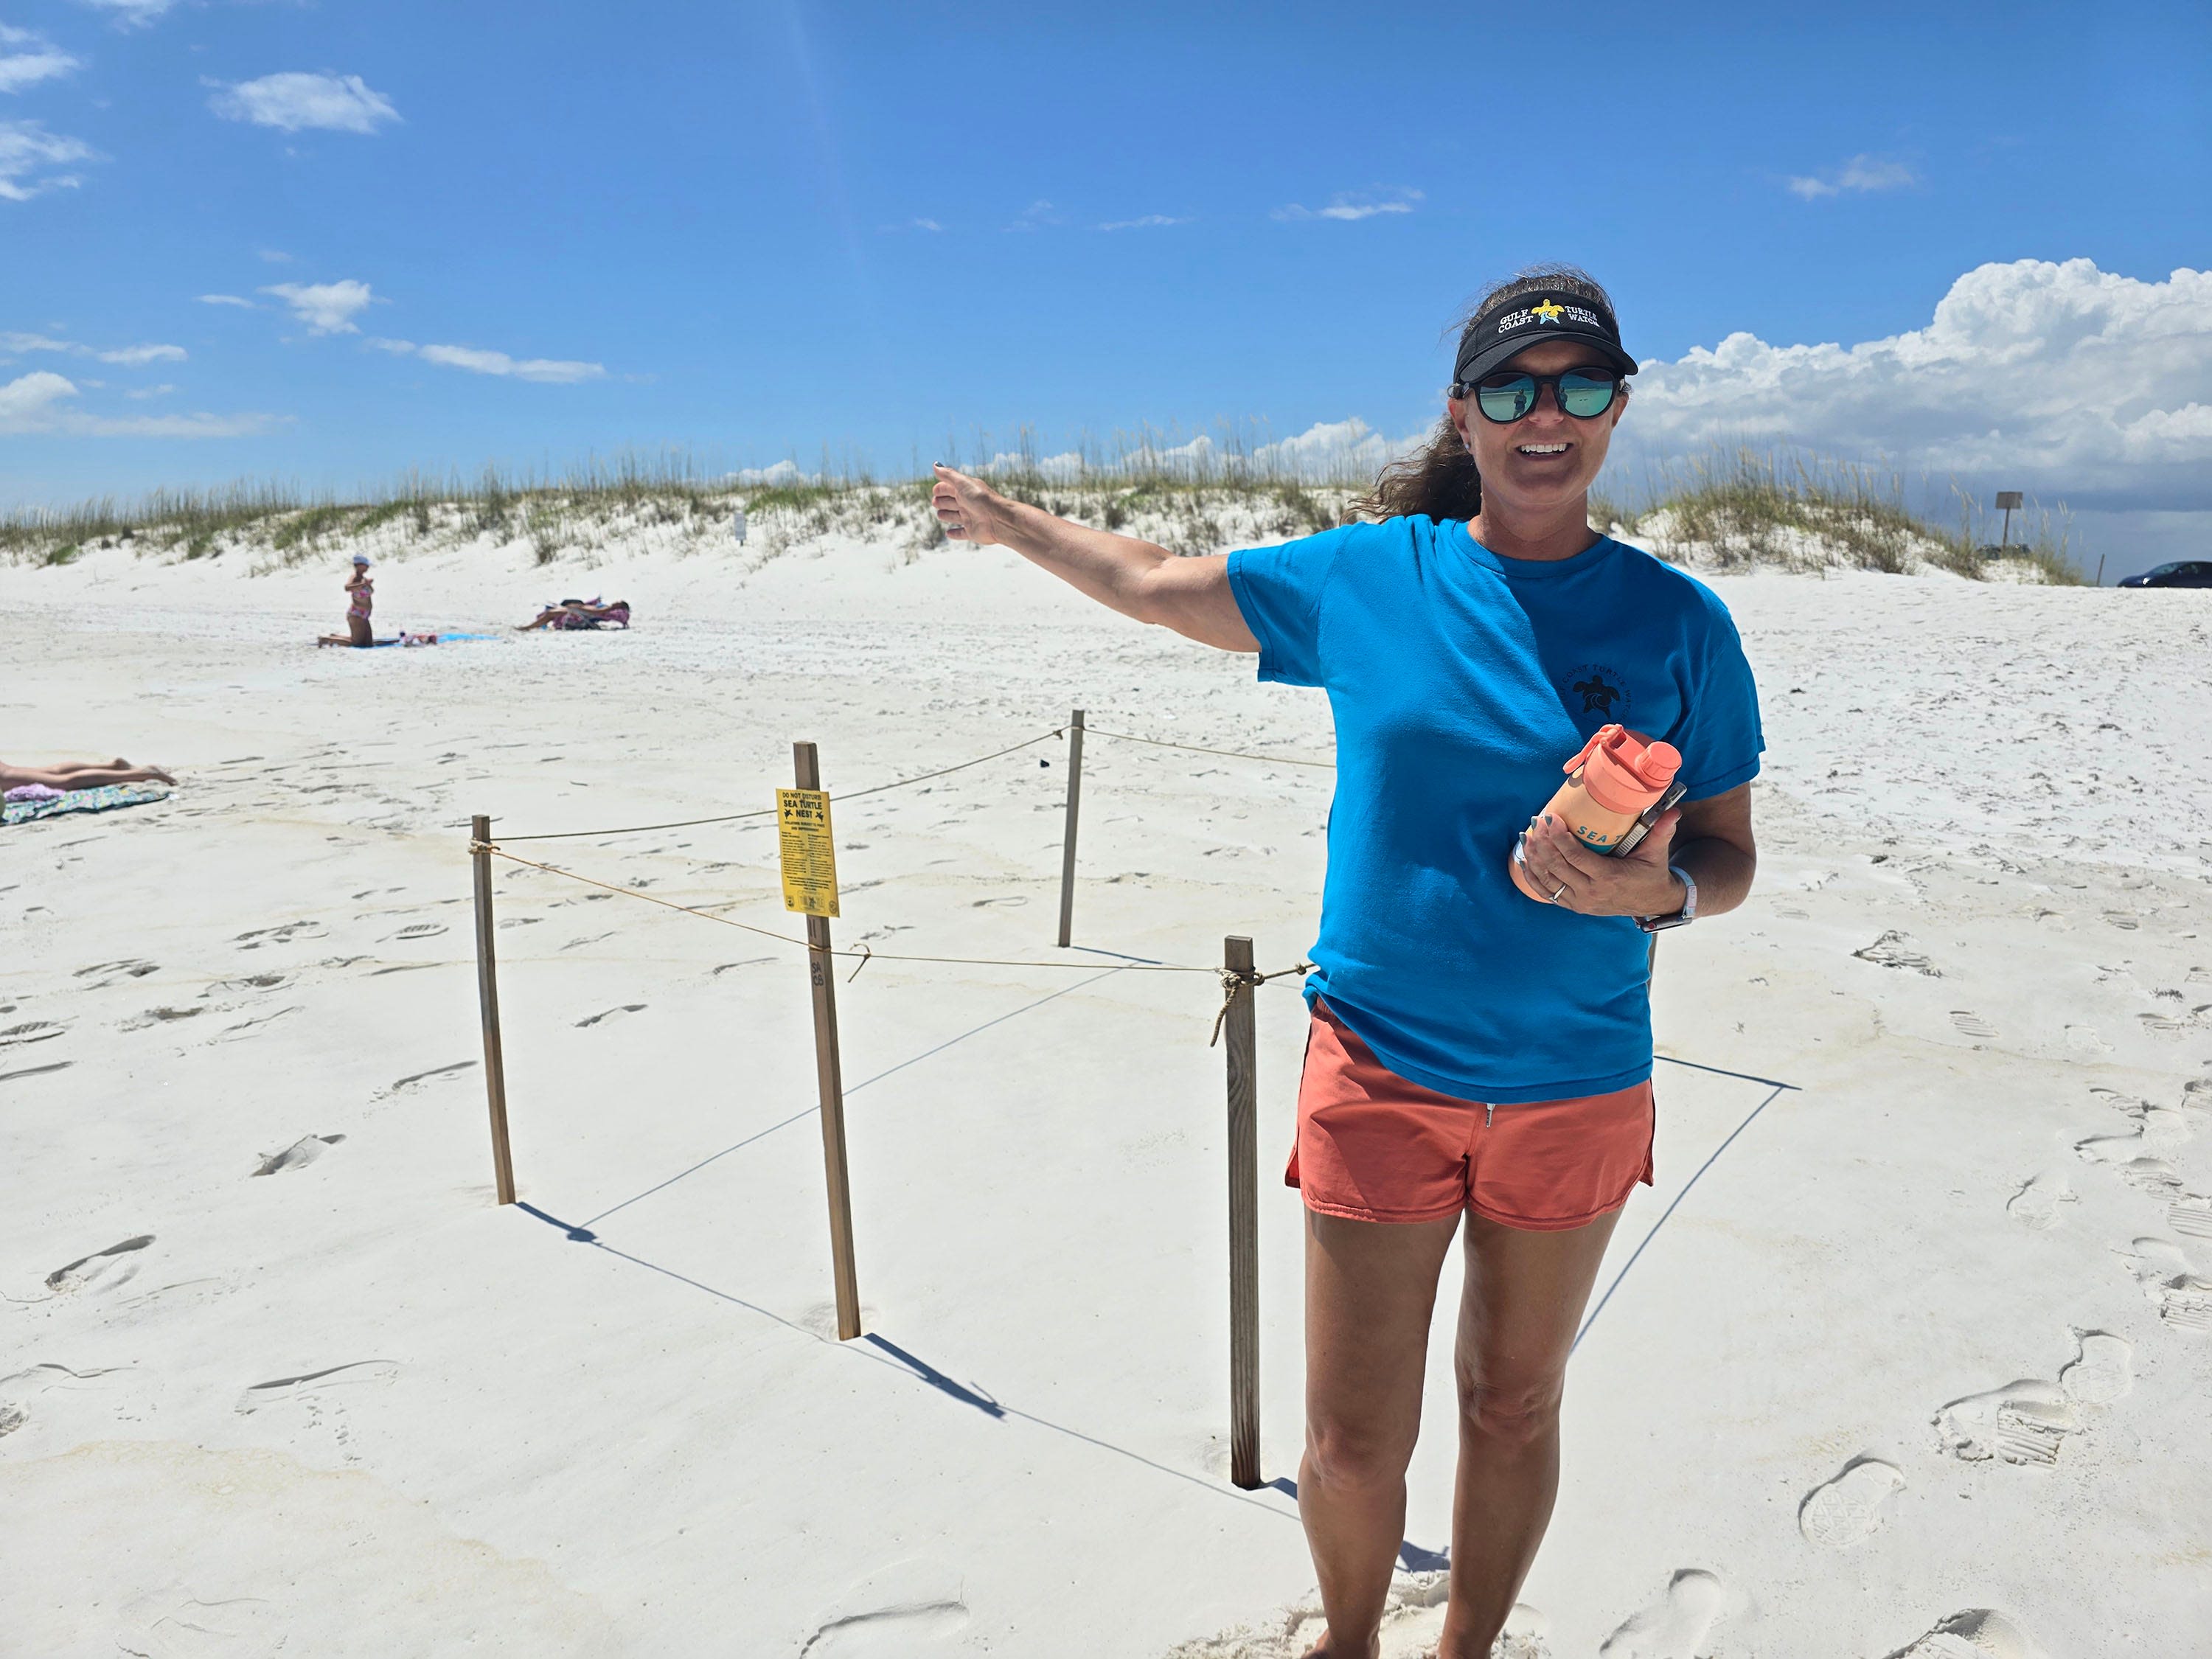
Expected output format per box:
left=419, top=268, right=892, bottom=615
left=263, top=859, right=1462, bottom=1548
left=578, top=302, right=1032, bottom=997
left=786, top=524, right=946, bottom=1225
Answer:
left=1300, top=1632, right=1382, bottom=1659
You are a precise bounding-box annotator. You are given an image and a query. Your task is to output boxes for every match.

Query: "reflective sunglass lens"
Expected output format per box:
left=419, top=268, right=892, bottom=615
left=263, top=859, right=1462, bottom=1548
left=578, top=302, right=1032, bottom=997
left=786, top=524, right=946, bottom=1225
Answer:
left=1558, top=372, right=1617, bottom=417
left=1476, top=376, right=1537, bottom=422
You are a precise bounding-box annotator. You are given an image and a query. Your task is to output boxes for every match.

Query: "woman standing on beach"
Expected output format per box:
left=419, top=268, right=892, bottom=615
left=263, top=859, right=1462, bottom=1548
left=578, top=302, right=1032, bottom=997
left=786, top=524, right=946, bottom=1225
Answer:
left=931, top=266, right=1761, bottom=1658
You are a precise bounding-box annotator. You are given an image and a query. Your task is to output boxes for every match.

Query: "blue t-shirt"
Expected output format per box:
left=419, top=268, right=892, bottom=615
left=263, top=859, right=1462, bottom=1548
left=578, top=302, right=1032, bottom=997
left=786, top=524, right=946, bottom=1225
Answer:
left=1227, top=516, right=1764, bottom=1104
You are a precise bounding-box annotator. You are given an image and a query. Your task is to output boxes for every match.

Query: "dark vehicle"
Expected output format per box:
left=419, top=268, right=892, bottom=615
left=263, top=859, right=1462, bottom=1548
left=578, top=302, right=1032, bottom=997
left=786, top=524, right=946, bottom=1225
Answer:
left=2118, top=560, right=2212, bottom=588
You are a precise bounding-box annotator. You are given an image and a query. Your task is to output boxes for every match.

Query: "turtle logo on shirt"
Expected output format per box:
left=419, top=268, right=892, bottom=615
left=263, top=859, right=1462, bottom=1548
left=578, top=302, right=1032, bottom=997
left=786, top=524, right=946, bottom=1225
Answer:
left=1564, top=664, right=1631, bottom=719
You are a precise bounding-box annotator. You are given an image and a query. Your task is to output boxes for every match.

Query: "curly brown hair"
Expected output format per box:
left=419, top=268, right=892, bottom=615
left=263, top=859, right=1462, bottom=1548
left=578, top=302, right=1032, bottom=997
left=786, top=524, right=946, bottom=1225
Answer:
left=1352, top=263, right=1624, bottom=524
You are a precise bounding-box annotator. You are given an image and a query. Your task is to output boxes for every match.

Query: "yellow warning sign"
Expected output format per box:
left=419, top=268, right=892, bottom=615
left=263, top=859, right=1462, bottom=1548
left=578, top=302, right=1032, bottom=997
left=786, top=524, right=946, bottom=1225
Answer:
left=776, top=787, right=840, bottom=917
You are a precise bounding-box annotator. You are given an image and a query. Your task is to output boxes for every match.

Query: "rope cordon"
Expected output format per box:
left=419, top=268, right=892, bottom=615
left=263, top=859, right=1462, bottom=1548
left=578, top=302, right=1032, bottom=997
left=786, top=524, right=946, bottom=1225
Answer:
left=1211, top=961, right=1315, bottom=1047
left=473, top=841, right=1312, bottom=1023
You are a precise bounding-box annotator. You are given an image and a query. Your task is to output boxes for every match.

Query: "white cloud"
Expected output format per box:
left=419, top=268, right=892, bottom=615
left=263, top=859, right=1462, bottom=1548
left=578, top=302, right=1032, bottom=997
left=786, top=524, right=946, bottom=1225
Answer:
left=73, top=0, right=174, bottom=28
left=0, top=27, right=81, bottom=93
left=1618, top=259, right=2212, bottom=516
left=1785, top=154, right=1917, bottom=201
left=0, top=367, right=74, bottom=425
left=1274, top=188, right=1422, bottom=223
left=1003, top=199, right=1062, bottom=232
left=124, top=383, right=176, bottom=399
left=366, top=338, right=605, bottom=383
left=198, top=293, right=255, bottom=308
left=207, top=72, right=400, bottom=135
left=0, top=369, right=275, bottom=437
left=260, top=279, right=375, bottom=334
left=0, top=118, right=94, bottom=201
left=733, top=459, right=809, bottom=486
left=1, top=330, right=187, bottom=364
left=414, top=343, right=605, bottom=383
left=97, top=341, right=186, bottom=364
left=1098, top=213, right=1191, bottom=232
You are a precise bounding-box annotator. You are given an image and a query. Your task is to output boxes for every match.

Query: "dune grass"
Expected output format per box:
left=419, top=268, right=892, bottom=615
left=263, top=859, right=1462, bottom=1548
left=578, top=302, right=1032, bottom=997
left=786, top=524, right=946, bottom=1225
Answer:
left=1601, top=448, right=2083, bottom=585
left=0, top=439, right=2081, bottom=583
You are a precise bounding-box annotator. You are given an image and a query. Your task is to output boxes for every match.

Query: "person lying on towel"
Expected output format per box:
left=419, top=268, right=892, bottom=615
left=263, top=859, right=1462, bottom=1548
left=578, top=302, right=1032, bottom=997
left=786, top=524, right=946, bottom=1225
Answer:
left=515, top=597, right=633, bottom=631
left=2, top=756, right=175, bottom=792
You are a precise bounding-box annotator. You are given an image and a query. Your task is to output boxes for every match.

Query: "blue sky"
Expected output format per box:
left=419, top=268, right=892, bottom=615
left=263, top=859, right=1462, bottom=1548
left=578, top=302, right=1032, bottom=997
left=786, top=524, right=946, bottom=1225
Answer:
left=4, top=0, right=2208, bottom=575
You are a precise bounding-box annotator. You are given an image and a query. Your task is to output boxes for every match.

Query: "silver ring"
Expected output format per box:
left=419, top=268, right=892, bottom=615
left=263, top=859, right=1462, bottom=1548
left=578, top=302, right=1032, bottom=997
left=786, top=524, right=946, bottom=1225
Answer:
left=1551, top=883, right=1568, bottom=902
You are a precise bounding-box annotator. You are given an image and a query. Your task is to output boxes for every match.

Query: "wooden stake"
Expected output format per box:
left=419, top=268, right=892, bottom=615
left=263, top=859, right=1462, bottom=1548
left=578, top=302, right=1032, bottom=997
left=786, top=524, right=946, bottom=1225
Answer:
left=796, top=742, right=862, bottom=1340
left=470, top=815, right=516, bottom=1206
left=1056, top=709, right=1085, bottom=947
left=1222, top=934, right=1261, bottom=1489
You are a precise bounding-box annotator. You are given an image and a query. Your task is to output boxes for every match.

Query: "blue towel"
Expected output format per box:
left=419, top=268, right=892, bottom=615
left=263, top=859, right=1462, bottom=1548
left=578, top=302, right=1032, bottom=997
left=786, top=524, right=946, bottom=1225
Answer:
left=3, top=784, right=170, bottom=827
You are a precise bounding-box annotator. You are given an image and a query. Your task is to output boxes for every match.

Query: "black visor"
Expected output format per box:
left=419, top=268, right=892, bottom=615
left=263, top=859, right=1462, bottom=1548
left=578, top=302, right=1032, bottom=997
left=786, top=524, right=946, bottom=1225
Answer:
left=1453, top=289, right=1637, bottom=390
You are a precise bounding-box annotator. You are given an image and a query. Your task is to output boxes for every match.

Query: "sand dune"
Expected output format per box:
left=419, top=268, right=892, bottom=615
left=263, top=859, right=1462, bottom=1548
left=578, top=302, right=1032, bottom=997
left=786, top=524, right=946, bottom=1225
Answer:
left=3, top=526, right=2208, bottom=1655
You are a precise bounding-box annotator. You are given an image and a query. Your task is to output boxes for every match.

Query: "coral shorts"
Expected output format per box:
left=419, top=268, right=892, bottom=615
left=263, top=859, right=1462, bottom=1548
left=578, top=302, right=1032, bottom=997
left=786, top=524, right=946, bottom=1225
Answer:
left=1286, top=999, right=1655, bottom=1231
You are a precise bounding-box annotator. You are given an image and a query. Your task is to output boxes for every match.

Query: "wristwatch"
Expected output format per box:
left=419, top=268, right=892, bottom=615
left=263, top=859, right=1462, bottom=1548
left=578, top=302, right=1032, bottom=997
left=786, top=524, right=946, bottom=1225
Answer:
left=1636, top=865, right=1697, bottom=933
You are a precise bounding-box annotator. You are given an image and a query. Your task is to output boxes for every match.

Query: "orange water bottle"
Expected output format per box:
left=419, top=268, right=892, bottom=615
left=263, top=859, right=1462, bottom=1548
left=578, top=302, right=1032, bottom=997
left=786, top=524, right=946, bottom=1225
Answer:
left=1509, top=725, right=1683, bottom=903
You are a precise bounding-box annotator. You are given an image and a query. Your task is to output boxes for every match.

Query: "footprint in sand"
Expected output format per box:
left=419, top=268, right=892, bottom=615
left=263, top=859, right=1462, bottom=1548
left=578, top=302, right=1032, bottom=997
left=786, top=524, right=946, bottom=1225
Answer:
left=1883, top=1607, right=2042, bottom=1658
left=121, top=1006, right=206, bottom=1032
left=74, top=959, right=159, bottom=984
left=2117, top=1238, right=2212, bottom=1333
left=46, top=1234, right=155, bottom=1294
left=251, top=1134, right=345, bottom=1176
left=1854, top=931, right=1939, bottom=975
left=1933, top=1380, right=2076, bottom=1466
left=234, top=920, right=327, bottom=950
left=574, top=1004, right=646, bottom=1028
left=214, top=1006, right=300, bottom=1043
left=1949, top=1009, right=1997, bottom=1040
left=2058, top=1331, right=2132, bottom=1404
left=1598, top=1569, right=1728, bottom=1658
left=383, top=922, right=448, bottom=942
left=799, top=1561, right=970, bottom=1657
left=204, top=972, right=288, bottom=995
left=2006, top=1172, right=2076, bottom=1230
left=386, top=1060, right=475, bottom=1093
left=1798, top=1457, right=1905, bottom=1546
left=2063, top=1024, right=2111, bottom=1056
left=0, top=1361, right=139, bottom=1439
left=2118, top=1158, right=2186, bottom=1196
left=2166, top=1196, right=2212, bottom=1240
left=115, top=1590, right=282, bottom=1659
left=0, top=1019, right=67, bottom=1048
left=0, top=1059, right=72, bottom=1085
left=236, top=1358, right=398, bottom=1414
left=234, top=1360, right=397, bottom=1461
left=2075, top=1110, right=2193, bottom=1164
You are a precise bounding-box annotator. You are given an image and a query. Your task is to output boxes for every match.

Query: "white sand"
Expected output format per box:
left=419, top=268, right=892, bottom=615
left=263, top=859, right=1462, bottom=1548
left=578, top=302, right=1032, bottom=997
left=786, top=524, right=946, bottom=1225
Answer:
left=3, top=527, right=2208, bottom=1658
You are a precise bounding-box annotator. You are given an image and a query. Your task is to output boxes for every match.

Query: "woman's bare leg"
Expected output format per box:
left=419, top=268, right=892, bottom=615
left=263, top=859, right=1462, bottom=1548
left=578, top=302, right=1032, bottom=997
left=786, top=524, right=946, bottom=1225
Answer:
left=1, top=764, right=174, bottom=790
left=1298, top=1209, right=1460, bottom=1658
left=1435, top=1208, right=1621, bottom=1658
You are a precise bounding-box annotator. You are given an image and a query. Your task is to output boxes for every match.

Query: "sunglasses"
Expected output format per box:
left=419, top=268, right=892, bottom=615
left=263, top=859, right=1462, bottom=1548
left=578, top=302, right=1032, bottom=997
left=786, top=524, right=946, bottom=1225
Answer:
left=1465, top=367, right=1621, bottom=424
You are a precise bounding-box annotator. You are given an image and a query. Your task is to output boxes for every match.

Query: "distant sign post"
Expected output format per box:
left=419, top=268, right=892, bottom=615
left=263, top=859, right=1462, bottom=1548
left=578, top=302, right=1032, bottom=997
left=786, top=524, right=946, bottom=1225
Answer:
left=785, top=745, right=860, bottom=1340
left=1995, top=490, right=2023, bottom=549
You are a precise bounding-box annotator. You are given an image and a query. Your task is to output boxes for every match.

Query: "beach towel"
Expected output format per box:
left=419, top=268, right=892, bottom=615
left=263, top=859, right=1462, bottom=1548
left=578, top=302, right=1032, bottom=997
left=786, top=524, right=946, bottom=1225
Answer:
left=2, top=784, right=170, bottom=827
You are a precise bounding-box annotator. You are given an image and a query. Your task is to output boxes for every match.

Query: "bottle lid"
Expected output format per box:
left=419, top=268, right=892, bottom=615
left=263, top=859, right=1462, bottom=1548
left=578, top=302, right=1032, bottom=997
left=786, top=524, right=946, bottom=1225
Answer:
left=1579, top=727, right=1681, bottom=815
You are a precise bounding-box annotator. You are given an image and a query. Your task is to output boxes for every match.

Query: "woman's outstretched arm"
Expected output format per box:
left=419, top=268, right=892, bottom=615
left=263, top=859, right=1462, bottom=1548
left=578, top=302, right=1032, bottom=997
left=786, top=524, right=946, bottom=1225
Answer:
left=931, top=465, right=1258, bottom=653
